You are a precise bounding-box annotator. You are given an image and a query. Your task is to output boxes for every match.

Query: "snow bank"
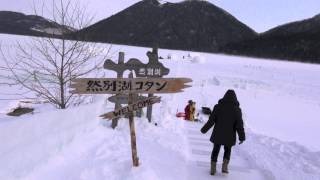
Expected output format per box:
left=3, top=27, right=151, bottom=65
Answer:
left=0, top=99, right=105, bottom=179
left=241, top=130, right=320, bottom=180
left=0, top=94, right=189, bottom=180
left=189, top=53, right=206, bottom=64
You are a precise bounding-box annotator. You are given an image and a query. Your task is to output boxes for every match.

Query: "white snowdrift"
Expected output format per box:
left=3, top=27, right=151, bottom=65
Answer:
left=1, top=34, right=320, bottom=179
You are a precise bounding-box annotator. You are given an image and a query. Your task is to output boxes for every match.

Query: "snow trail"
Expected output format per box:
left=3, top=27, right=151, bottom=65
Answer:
left=183, top=122, right=268, bottom=180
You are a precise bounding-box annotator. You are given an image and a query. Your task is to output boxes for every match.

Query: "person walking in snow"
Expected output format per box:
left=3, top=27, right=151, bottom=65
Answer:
left=200, top=89, right=246, bottom=175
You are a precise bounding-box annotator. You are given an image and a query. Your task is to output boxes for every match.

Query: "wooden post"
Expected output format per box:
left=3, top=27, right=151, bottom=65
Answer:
left=146, top=93, right=153, bottom=122
left=146, top=47, right=159, bottom=123
left=112, top=52, right=125, bottom=129
left=128, top=72, right=139, bottom=167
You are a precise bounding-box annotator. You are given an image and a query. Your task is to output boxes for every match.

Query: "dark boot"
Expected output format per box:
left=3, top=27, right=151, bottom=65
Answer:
left=222, top=159, right=229, bottom=173
left=210, top=161, right=217, bottom=175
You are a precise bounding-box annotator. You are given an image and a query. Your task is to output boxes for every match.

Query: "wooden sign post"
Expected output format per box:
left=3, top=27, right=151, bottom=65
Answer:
left=145, top=48, right=161, bottom=123
left=98, top=73, right=161, bottom=167
left=70, top=51, right=192, bottom=167
left=104, top=47, right=170, bottom=123
left=70, top=76, right=191, bottom=167
left=127, top=72, right=139, bottom=166
left=112, top=52, right=125, bottom=129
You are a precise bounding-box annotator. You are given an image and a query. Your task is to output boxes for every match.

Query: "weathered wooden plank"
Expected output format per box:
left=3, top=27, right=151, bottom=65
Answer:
left=70, top=78, right=192, bottom=94
left=100, top=96, right=161, bottom=120
left=104, top=58, right=170, bottom=78
left=127, top=72, right=139, bottom=166
left=71, top=77, right=192, bottom=83
left=146, top=93, right=153, bottom=123
left=112, top=52, right=125, bottom=129
left=108, top=94, right=147, bottom=104
left=103, top=48, right=170, bottom=78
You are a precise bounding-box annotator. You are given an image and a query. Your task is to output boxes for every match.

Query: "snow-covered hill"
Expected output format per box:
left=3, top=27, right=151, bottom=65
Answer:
left=0, top=34, right=320, bottom=180
left=0, top=11, right=74, bottom=37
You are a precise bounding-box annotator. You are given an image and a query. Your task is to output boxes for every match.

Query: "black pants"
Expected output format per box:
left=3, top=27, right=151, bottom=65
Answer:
left=211, top=144, right=232, bottom=162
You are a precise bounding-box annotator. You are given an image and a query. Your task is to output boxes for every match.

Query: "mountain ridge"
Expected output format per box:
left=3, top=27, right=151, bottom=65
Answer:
left=0, top=11, right=73, bottom=38
left=0, top=0, right=319, bottom=63
left=76, top=0, right=257, bottom=52
left=223, top=12, right=320, bottom=63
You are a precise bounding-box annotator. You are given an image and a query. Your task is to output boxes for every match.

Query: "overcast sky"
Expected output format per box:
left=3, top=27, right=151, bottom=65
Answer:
left=0, top=0, right=319, bottom=32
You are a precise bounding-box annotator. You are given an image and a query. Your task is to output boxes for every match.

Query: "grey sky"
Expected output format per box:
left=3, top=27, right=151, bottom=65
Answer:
left=0, top=0, right=319, bottom=32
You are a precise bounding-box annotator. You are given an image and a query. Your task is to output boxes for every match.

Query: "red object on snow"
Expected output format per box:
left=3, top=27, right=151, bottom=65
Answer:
left=176, top=112, right=186, bottom=118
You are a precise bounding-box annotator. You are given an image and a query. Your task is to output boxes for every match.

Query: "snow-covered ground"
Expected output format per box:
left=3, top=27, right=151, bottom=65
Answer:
left=1, top=34, right=320, bottom=180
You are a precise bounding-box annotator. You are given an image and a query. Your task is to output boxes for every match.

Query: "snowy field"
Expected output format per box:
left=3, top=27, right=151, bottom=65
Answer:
left=1, top=34, right=320, bottom=180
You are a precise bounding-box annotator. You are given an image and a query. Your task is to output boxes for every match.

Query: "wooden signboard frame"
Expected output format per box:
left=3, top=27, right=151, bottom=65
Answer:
left=104, top=48, right=170, bottom=123
left=70, top=49, right=192, bottom=167
left=104, top=48, right=169, bottom=78
left=70, top=75, right=191, bottom=167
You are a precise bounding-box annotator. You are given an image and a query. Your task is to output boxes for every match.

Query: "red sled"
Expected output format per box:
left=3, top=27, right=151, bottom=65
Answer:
left=176, top=112, right=186, bottom=118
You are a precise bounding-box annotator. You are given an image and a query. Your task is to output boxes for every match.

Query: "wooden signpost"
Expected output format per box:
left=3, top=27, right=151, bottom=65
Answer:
left=70, top=75, right=191, bottom=167
left=127, top=83, right=139, bottom=167
left=104, top=48, right=170, bottom=123
left=70, top=49, right=192, bottom=167
left=145, top=48, right=163, bottom=123
left=112, top=52, right=125, bottom=128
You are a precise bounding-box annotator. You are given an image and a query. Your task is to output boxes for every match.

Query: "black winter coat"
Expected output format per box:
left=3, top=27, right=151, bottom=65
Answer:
left=201, top=94, right=245, bottom=147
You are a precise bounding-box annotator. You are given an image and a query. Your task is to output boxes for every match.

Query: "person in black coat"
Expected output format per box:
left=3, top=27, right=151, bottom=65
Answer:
left=201, top=89, right=245, bottom=175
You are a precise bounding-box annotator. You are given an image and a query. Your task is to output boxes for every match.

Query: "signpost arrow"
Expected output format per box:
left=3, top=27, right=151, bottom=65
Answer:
left=70, top=78, right=192, bottom=94
left=108, top=94, right=147, bottom=104
left=100, top=96, right=161, bottom=120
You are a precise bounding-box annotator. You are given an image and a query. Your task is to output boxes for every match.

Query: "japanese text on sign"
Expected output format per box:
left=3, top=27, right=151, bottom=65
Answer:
left=138, top=68, right=162, bottom=76
left=86, top=80, right=167, bottom=93
left=100, top=96, right=161, bottom=120
left=70, top=78, right=192, bottom=94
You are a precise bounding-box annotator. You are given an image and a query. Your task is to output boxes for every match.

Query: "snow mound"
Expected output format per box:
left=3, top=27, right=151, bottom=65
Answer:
left=189, top=53, right=207, bottom=64
left=241, top=131, right=320, bottom=180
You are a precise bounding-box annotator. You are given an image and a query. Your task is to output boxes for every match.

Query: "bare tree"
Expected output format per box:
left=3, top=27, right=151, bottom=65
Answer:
left=0, top=0, right=111, bottom=109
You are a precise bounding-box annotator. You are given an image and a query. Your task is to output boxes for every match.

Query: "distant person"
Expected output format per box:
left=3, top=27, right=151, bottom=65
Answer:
left=190, top=101, right=196, bottom=121
left=184, top=100, right=193, bottom=120
left=201, top=89, right=245, bottom=175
